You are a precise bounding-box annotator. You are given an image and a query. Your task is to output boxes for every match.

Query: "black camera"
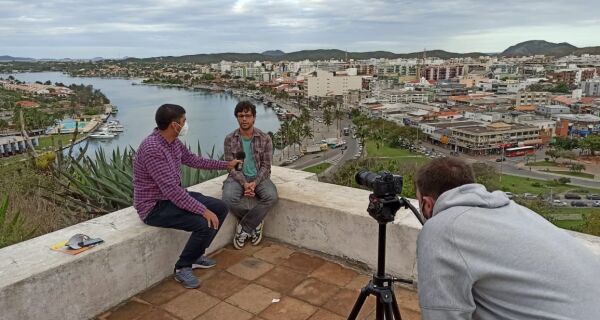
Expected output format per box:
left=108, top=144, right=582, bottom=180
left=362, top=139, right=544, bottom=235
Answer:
left=355, top=170, right=403, bottom=198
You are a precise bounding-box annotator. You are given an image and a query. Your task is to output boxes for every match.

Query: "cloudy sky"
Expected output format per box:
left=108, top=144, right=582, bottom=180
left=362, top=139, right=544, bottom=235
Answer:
left=1, top=0, right=599, bottom=59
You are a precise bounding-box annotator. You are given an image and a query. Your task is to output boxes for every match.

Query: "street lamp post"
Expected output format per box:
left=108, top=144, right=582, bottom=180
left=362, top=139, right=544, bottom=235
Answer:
left=499, top=134, right=511, bottom=183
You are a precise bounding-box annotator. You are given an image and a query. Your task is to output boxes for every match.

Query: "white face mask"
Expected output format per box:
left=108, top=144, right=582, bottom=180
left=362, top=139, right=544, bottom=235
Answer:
left=177, top=121, right=189, bottom=137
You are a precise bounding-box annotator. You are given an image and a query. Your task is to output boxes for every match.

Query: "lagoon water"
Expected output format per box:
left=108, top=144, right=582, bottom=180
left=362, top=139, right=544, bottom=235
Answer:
left=1, top=72, right=280, bottom=157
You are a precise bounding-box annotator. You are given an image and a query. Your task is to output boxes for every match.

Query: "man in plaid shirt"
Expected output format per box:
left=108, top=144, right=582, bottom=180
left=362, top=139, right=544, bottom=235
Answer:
left=133, top=104, right=241, bottom=289
left=222, top=101, right=278, bottom=249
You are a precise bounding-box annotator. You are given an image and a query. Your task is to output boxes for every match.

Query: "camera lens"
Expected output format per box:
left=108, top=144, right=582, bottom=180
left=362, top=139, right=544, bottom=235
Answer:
left=355, top=170, right=378, bottom=188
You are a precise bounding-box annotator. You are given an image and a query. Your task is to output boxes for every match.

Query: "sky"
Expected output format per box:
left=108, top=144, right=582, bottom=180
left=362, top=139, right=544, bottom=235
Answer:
left=1, top=0, right=599, bottom=59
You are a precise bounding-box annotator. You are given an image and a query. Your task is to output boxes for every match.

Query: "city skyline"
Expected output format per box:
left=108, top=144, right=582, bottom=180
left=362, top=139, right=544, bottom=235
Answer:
left=1, top=0, right=599, bottom=59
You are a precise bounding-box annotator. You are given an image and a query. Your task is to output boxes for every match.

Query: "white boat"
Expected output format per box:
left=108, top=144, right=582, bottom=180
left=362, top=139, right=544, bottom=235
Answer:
left=107, top=125, right=124, bottom=132
left=89, top=131, right=115, bottom=139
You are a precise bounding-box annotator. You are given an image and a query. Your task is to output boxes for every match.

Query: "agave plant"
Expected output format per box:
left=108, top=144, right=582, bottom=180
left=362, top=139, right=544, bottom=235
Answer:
left=0, top=194, right=36, bottom=248
left=50, top=142, right=225, bottom=215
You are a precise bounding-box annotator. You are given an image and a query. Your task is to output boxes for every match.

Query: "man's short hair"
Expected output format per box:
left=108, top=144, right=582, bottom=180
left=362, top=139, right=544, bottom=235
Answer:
left=155, top=104, right=186, bottom=130
left=234, top=101, right=256, bottom=117
left=414, top=157, right=475, bottom=199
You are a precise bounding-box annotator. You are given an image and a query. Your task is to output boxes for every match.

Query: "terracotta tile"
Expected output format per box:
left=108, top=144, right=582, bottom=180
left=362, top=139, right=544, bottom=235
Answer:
left=102, top=300, right=152, bottom=320
left=344, top=275, right=372, bottom=291
left=310, top=262, right=359, bottom=286
left=259, top=296, right=317, bottom=320
left=323, top=288, right=375, bottom=319
left=252, top=244, right=294, bottom=264
left=193, top=267, right=220, bottom=281
left=250, top=317, right=268, bottom=320
left=226, top=284, right=282, bottom=314
left=308, top=309, right=346, bottom=320
left=162, top=290, right=219, bottom=320
left=138, top=308, right=179, bottom=320
left=138, top=278, right=187, bottom=305
left=209, top=248, right=247, bottom=270
left=281, top=252, right=326, bottom=274
left=227, top=257, right=275, bottom=281
left=196, top=302, right=254, bottom=320
left=199, top=270, right=249, bottom=300
left=289, top=278, right=341, bottom=306
left=393, top=285, right=420, bottom=312
left=364, top=307, right=421, bottom=320
left=255, top=266, right=306, bottom=294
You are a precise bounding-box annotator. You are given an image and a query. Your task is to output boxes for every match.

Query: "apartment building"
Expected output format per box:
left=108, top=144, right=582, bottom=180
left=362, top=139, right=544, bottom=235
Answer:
left=421, top=65, right=464, bottom=81
left=582, top=79, right=600, bottom=97
left=450, top=122, right=541, bottom=153
left=516, top=91, right=551, bottom=106
left=306, top=70, right=363, bottom=97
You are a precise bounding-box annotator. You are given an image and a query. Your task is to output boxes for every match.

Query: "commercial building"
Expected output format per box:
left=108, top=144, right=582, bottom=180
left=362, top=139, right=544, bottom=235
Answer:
left=516, top=91, right=551, bottom=106
left=582, top=79, right=600, bottom=97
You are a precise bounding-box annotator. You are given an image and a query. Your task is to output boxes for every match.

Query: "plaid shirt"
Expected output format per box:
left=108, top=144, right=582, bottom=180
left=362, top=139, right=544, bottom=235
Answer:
left=133, top=129, right=229, bottom=220
left=224, top=127, right=273, bottom=185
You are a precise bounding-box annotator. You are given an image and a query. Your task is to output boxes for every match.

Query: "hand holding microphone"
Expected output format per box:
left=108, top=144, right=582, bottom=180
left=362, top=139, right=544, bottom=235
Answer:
left=235, top=151, right=245, bottom=171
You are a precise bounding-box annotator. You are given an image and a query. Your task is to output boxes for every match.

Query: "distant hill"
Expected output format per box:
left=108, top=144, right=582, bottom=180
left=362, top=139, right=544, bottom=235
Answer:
left=501, top=40, right=577, bottom=57
left=131, top=49, right=488, bottom=64
left=573, top=46, right=600, bottom=56
left=262, top=50, right=285, bottom=56
left=0, top=55, right=35, bottom=62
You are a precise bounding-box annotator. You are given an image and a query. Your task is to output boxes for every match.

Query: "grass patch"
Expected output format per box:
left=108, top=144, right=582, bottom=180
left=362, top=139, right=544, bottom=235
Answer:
left=366, top=141, right=417, bottom=158
left=528, top=161, right=558, bottom=166
left=553, top=220, right=586, bottom=230
left=547, top=170, right=595, bottom=179
left=303, top=163, right=331, bottom=174
left=37, top=134, right=75, bottom=149
left=499, top=174, right=600, bottom=195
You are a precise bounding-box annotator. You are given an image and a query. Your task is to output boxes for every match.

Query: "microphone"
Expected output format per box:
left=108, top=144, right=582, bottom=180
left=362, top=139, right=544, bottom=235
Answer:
left=235, top=151, right=245, bottom=171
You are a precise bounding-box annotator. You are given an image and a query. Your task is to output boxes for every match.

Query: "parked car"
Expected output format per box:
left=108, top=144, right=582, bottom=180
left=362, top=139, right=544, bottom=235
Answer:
left=586, top=194, right=600, bottom=200
left=522, top=193, right=538, bottom=200
left=495, top=157, right=506, bottom=162
left=593, top=201, right=600, bottom=207
left=564, top=193, right=582, bottom=200
left=504, top=192, right=514, bottom=199
left=571, top=201, right=588, bottom=207
left=552, top=200, right=568, bottom=207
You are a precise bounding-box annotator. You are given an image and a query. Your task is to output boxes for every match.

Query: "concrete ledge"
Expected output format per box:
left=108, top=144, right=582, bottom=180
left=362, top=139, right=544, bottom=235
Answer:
left=1, top=166, right=599, bottom=320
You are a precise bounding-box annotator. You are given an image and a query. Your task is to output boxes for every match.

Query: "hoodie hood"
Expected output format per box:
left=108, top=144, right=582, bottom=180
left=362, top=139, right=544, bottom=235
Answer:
left=432, top=183, right=510, bottom=217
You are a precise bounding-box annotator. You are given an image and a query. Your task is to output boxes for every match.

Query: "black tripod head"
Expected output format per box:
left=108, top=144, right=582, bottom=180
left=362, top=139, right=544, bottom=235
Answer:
left=368, top=193, right=426, bottom=226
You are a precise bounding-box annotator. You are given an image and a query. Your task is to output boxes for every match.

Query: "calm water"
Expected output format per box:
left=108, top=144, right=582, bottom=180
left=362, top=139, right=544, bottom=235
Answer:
left=1, top=72, right=280, bottom=156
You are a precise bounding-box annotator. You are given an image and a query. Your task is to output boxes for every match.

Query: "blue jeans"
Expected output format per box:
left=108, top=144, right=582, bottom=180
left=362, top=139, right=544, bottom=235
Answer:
left=222, top=176, right=278, bottom=232
left=144, top=191, right=228, bottom=269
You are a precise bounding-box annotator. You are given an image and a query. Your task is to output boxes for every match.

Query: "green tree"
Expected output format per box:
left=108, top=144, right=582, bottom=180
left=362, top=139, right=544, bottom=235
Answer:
left=323, top=108, right=333, bottom=133
left=570, top=163, right=585, bottom=173
left=552, top=137, right=579, bottom=150
left=545, top=149, right=560, bottom=161
left=472, top=162, right=501, bottom=191
left=580, top=135, right=600, bottom=155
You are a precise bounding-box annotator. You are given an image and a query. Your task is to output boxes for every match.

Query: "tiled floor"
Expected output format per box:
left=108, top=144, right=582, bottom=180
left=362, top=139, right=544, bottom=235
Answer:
left=97, top=240, right=421, bottom=320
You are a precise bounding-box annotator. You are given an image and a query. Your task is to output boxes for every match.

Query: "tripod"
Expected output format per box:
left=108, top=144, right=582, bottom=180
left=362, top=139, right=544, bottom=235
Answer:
left=347, top=194, right=425, bottom=320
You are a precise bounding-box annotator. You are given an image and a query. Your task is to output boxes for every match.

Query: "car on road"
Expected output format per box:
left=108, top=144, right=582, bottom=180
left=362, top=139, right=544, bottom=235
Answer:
left=586, top=194, right=600, bottom=200
left=495, top=157, right=506, bottom=162
left=571, top=201, right=588, bottom=207
left=593, top=201, right=600, bottom=207
left=564, top=193, right=582, bottom=200
left=504, top=192, right=514, bottom=199
left=552, top=200, right=568, bottom=207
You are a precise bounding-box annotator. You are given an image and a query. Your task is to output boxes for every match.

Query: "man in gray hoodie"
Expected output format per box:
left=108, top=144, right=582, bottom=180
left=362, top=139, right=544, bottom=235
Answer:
left=415, top=157, right=600, bottom=320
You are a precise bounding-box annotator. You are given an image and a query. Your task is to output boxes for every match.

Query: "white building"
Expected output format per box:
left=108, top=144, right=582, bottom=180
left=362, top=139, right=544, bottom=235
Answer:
left=306, top=70, right=363, bottom=97
left=582, top=78, right=600, bottom=97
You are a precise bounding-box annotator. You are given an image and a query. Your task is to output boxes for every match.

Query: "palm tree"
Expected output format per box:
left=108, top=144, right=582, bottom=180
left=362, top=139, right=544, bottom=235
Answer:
left=333, top=105, right=344, bottom=138
left=301, top=124, right=314, bottom=147
left=323, top=108, right=333, bottom=133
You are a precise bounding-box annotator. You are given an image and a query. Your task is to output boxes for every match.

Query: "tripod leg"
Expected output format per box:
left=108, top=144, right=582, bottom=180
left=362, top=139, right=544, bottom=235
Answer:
left=347, top=286, right=371, bottom=320
left=376, top=299, right=383, bottom=320
left=391, top=292, right=402, bottom=320
left=384, top=303, right=394, bottom=320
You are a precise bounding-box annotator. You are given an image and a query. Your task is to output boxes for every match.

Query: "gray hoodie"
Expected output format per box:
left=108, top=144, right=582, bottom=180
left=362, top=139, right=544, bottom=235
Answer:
left=417, top=183, right=600, bottom=320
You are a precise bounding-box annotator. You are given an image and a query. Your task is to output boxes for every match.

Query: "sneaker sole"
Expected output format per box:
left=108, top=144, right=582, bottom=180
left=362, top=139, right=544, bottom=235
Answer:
left=192, top=263, right=216, bottom=269
left=174, top=276, right=200, bottom=289
left=233, top=239, right=245, bottom=250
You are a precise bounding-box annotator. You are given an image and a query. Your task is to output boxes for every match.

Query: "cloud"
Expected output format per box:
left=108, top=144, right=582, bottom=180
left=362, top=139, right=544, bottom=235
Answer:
left=0, top=0, right=598, bottom=58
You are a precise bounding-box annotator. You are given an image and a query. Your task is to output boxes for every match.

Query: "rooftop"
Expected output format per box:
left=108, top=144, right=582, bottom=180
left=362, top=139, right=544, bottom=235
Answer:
left=97, top=241, right=421, bottom=320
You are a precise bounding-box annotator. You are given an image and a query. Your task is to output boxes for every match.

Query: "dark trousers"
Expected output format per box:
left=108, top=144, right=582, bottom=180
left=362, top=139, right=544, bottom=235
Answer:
left=144, top=192, right=228, bottom=269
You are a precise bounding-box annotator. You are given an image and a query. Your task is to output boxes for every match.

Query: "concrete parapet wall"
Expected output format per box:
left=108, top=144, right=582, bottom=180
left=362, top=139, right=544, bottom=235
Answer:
left=1, top=166, right=598, bottom=320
